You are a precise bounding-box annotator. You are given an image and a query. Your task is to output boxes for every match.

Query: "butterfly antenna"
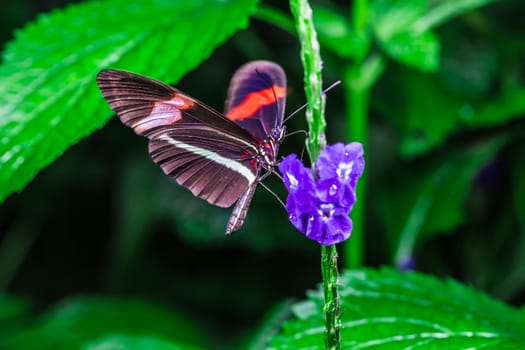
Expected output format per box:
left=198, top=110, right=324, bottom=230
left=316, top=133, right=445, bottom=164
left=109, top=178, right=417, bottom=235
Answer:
left=284, top=129, right=308, bottom=138
left=281, top=129, right=309, bottom=162
left=299, top=141, right=307, bottom=163
left=283, top=128, right=309, bottom=158
left=283, top=80, right=341, bottom=124
left=259, top=179, right=286, bottom=210
left=283, top=102, right=307, bottom=124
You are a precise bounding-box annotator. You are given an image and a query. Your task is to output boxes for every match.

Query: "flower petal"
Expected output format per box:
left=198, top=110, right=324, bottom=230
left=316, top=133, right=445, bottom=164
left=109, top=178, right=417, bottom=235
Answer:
left=316, top=178, right=356, bottom=210
left=316, top=143, right=345, bottom=180
left=278, top=154, right=315, bottom=193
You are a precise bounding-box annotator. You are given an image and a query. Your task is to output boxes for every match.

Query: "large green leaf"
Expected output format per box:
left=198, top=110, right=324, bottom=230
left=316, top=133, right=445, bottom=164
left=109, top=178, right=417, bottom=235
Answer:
left=269, top=268, right=525, bottom=349
left=0, top=297, right=204, bottom=350
left=0, top=0, right=259, bottom=203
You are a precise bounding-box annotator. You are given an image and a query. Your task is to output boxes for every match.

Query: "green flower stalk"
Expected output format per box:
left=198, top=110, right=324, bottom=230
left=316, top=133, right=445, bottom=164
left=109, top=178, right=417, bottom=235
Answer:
left=290, top=0, right=326, bottom=163
left=290, top=0, right=341, bottom=348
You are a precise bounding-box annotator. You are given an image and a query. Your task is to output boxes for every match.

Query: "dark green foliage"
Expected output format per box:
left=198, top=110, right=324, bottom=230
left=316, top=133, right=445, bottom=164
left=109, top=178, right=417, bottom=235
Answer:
left=0, top=298, right=203, bottom=349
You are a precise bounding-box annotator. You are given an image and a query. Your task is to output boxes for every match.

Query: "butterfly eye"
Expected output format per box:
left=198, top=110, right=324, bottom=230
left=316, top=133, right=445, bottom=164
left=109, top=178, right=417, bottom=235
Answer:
left=269, top=127, right=281, bottom=140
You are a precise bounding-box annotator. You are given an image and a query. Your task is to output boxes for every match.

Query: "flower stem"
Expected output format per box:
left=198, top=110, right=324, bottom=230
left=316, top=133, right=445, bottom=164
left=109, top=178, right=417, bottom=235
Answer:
left=342, top=54, right=385, bottom=268
left=289, top=0, right=326, bottom=162
left=321, top=245, right=342, bottom=349
left=342, top=70, right=367, bottom=269
left=290, top=0, right=341, bottom=348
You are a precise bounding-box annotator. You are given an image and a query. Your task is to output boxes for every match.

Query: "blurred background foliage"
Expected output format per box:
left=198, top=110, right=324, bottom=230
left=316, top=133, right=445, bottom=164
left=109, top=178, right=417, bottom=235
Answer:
left=0, top=0, right=524, bottom=348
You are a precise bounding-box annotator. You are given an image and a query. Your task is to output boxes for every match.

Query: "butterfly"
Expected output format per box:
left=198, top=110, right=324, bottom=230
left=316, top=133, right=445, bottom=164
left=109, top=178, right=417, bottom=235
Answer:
left=96, top=61, right=286, bottom=234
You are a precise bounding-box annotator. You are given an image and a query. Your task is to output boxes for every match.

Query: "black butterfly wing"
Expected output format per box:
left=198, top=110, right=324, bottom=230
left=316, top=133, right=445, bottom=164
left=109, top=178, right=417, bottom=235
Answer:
left=225, top=60, right=286, bottom=141
left=96, top=69, right=260, bottom=208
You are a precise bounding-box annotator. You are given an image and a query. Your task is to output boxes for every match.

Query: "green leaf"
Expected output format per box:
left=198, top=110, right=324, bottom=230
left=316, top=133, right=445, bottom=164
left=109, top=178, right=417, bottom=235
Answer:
left=370, top=0, right=440, bottom=71
left=270, top=268, right=525, bottom=349
left=0, top=0, right=259, bottom=204
left=312, top=6, right=370, bottom=60
left=370, top=0, right=427, bottom=40
left=412, top=0, right=496, bottom=33
left=0, top=297, right=204, bottom=350
left=469, top=88, right=525, bottom=127
left=379, top=30, right=440, bottom=71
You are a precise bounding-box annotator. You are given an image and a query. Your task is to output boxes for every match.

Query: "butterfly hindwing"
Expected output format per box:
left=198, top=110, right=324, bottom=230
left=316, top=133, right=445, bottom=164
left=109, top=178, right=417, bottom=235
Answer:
left=225, top=61, right=286, bottom=142
left=96, top=69, right=260, bottom=208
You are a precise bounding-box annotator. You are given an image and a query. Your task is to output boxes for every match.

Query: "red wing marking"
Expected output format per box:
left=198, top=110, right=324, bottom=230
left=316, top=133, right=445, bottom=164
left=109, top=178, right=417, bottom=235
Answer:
left=172, top=93, right=196, bottom=110
left=133, top=93, right=195, bottom=134
left=226, top=85, right=286, bottom=121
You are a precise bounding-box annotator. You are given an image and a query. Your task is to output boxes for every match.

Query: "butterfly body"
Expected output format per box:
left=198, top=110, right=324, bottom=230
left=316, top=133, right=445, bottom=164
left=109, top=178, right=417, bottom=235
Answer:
left=96, top=61, right=286, bottom=234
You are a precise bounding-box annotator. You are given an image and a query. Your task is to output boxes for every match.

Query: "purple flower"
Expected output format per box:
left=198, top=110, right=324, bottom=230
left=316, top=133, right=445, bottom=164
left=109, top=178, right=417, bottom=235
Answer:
left=279, top=143, right=364, bottom=246
left=398, top=256, right=417, bottom=272
left=316, top=142, right=364, bottom=207
left=279, top=154, right=317, bottom=233
left=304, top=202, right=353, bottom=246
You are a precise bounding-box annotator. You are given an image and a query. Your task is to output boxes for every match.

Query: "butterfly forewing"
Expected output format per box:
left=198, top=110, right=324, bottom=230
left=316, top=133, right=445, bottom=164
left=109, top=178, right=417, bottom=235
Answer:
left=225, top=61, right=286, bottom=141
left=97, top=69, right=260, bottom=208
left=97, top=62, right=287, bottom=234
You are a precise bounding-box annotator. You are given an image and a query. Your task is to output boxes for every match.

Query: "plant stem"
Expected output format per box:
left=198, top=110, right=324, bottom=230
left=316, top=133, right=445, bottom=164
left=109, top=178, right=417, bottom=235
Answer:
left=342, top=55, right=385, bottom=269
left=343, top=68, right=368, bottom=269
left=339, top=0, right=369, bottom=269
left=352, top=0, right=368, bottom=33
left=321, top=245, right=342, bottom=350
left=289, top=0, right=325, bottom=162
left=290, top=0, right=341, bottom=348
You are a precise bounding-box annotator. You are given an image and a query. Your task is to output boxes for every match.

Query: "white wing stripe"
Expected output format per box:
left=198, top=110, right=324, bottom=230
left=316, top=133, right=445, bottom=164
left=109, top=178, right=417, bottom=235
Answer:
left=159, top=134, right=256, bottom=184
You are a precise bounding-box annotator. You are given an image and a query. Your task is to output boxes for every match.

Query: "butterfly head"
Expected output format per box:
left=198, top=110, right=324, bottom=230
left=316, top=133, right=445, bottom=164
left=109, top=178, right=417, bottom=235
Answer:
left=258, top=125, right=286, bottom=170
